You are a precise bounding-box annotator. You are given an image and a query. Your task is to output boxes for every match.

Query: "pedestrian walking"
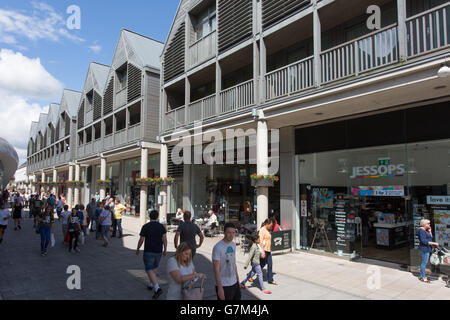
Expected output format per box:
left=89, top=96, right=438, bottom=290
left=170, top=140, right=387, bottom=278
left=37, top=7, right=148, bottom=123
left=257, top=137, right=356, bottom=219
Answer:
left=38, top=207, right=54, bottom=256
left=86, top=198, right=97, bottom=232
left=95, top=202, right=102, bottom=240
left=56, top=196, right=64, bottom=219
left=31, top=195, right=44, bottom=230
left=167, top=242, right=206, bottom=300
left=418, top=219, right=440, bottom=283
left=174, top=211, right=204, bottom=258
left=68, top=208, right=82, bottom=253
left=241, top=233, right=272, bottom=294
left=99, top=201, right=112, bottom=247
left=259, top=219, right=278, bottom=286
left=60, top=205, right=71, bottom=243
left=0, top=203, right=11, bottom=244
left=136, top=210, right=167, bottom=300
left=212, top=222, right=243, bottom=300
left=112, top=199, right=125, bottom=238
left=12, top=199, right=23, bottom=231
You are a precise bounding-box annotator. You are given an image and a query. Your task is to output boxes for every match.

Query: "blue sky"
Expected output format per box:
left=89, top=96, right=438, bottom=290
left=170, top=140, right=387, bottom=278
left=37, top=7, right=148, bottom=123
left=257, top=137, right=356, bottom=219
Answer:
left=0, top=0, right=180, bottom=164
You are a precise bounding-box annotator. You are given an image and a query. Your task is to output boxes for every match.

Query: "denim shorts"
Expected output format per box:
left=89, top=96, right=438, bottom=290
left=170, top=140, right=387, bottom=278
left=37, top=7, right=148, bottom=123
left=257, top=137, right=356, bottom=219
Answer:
left=101, top=225, right=110, bottom=238
left=143, top=252, right=162, bottom=272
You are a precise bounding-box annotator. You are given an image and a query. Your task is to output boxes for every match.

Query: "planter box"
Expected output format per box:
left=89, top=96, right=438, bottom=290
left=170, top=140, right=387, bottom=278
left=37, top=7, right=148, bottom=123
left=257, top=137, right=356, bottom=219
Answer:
left=159, top=180, right=174, bottom=186
left=136, top=181, right=156, bottom=186
left=251, top=179, right=275, bottom=187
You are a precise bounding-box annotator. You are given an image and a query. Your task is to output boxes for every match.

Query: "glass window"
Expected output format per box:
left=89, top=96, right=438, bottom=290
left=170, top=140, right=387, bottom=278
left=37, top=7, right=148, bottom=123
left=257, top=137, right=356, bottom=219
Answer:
left=194, top=5, right=216, bottom=40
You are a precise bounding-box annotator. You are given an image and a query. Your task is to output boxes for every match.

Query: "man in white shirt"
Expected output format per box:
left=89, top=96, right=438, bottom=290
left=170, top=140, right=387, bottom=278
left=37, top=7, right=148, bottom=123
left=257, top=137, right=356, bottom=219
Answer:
left=203, top=210, right=218, bottom=236
left=212, top=223, right=242, bottom=300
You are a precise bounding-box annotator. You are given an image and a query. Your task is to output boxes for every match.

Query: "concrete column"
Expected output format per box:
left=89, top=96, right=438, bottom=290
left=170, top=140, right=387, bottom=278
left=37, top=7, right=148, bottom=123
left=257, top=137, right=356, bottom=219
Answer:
left=67, top=165, right=74, bottom=210
left=397, top=0, right=407, bottom=61
left=185, top=78, right=191, bottom=124
left=41, top=171, right=46, bottom=194
left=159, top=144, right=169, bottom=223
left=256, top=118, right=269, bottom=229
left=313, top=2, right=322, bottom=87
left=74, top=164, right=80, bottom=206
left=31, top=175, right=36, bottom=194
left=183, top=164, right=191, bottom=212
left=52, top=168, right=57, bottom=196
left=215, top=62, right=222, bottom=115
left=280, top=127, right=296, bottom=231
left=100, top=157, right=106, bottom=201
left=140, top=148, right=148, bottom=226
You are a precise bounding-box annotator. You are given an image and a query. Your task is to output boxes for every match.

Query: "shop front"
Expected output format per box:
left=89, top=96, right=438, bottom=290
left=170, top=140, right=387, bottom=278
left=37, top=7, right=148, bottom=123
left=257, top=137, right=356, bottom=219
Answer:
left=295, top=101, right=450, bottom=267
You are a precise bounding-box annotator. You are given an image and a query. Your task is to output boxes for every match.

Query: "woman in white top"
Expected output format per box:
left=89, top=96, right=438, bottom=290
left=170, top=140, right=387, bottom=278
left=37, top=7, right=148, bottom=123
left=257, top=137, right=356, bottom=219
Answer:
left=166, top=242, right=206, bottom=300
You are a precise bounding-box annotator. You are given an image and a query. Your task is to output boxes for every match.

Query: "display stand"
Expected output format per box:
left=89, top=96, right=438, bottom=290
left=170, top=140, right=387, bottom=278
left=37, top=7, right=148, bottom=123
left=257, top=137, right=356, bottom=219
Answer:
left=310, top=218, right=333, bottom=252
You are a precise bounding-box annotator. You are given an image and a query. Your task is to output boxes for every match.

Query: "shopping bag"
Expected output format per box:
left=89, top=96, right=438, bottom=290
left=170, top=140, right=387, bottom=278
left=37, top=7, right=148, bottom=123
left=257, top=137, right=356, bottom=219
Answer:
left=51, top=233, right=55, bottom=247
left=182, top=278, right=205, bottom=300
left=64, top=231, right=70, bottom=244
left=21, top=210, right=25, bottom=219
left=80, top=231, right=85, bottom=245
left=86, top=228, right=90, bottom=236
left=92, top=220, right=96, bottom=231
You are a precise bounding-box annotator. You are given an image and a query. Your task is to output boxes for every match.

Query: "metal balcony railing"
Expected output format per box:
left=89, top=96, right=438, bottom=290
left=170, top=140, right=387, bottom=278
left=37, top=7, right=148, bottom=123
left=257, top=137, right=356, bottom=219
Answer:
left=188, top=94, right=216, bottom=123
left=189, top=31, right=217, bottom=68
left=220, top=80, right=255, bottom=113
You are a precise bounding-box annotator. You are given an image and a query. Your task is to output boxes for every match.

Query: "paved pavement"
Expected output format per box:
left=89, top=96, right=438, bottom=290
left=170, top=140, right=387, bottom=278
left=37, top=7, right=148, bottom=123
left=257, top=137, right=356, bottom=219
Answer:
left=0, top=213, right=449, bottom=300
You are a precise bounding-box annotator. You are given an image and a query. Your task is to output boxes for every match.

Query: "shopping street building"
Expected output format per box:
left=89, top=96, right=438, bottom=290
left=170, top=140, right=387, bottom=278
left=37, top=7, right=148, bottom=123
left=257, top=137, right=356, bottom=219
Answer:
left=158, top=0, right=450, bottom=267
left=26, top=29, right=164, bottom=226
left=25, top=0, right=450, bottom=268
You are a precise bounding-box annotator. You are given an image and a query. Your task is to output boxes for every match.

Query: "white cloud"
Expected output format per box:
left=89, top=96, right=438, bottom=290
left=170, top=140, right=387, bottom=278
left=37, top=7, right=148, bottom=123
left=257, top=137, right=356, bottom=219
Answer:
left=0, top=49, right=63, bottom=100
left=0, top=49, right=61, bottom=165
left=89, top=44, right=102, bottom=54
left=0, top=91, right=49, bottom=164
left=0, top=2, right=84, bottom=46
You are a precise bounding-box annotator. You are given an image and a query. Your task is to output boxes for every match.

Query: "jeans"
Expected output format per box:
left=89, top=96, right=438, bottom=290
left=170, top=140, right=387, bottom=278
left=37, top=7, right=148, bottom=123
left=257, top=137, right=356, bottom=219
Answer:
left=95, top=219, right=102, bottom=239
left=260, top=251, right=274, bottom=283
left=420, top=251, right=430, bottom=279
left=40, top=226, right=51, bottom=253
left=112, top=219, right=122, bottom=237
left=242, top=263, right=265, bottom=290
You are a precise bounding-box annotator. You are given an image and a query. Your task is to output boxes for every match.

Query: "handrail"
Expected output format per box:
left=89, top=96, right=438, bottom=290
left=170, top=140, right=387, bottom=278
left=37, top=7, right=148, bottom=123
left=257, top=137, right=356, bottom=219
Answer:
left=265, top=55, right=314, bottom=76
left=220, top=79, right=254, bottom=94
left=189, top=30, right=217, bottom=48
left=321, top=23, right=398, bottom=55
left=165, top=105, right=185, bottom=115
left=189, top=93, right=216, bottom=106
left=406, top=3, right=449, bottom=21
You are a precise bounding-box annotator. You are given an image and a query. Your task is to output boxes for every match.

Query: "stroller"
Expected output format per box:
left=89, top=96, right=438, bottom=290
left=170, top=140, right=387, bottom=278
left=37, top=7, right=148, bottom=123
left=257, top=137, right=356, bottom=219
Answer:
left=430, top=246, right=450, bottom=287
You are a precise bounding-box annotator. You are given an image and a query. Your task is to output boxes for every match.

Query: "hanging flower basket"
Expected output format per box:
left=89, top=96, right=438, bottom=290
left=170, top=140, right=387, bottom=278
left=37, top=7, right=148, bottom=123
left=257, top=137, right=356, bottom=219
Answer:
left=250, top=174, right=279, bottom=187
left=96, top=179, right=111, bottom=186
left=135, top=177, right=175, bottom=186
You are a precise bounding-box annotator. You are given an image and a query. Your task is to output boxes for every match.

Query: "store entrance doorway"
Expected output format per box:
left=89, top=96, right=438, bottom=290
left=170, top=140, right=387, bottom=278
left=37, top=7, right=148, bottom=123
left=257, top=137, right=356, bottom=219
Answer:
left=355, top=196, right=411, bottom=265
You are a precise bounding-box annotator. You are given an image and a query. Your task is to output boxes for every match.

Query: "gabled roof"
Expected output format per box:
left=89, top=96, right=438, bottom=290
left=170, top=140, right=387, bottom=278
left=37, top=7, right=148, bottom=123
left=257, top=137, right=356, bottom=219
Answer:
left=90, top=62, right=110, bottom=94
left=29, top=122, right=39, bottom=142
left=121, top=29, right=164, bottom=70
left=47, top=103, right=60, bottom=127
left=60, top=89, right=82, bottom=118
left=38, top=113, right=48, bottom=135
left=161, top=0, right=186, bottom=58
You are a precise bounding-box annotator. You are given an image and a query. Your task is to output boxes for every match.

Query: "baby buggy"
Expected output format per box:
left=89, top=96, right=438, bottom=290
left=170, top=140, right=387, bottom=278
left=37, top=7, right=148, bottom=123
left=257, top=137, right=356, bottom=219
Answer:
left=430, top=246, right=450, bottom=287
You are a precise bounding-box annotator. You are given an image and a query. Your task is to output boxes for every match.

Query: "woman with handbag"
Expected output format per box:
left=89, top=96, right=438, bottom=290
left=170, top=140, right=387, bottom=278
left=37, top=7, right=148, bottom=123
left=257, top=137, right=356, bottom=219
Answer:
left=167, top=242, right=206, bottom=300
left=418, top=219, right=440, bottom=283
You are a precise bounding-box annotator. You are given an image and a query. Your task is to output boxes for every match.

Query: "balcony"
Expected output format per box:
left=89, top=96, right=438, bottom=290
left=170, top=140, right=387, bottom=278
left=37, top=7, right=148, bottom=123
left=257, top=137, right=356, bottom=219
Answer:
left=189, top=31, right=217, bottom=68
left=93, top=139, right=101, bottom=154
left=187, top=94, right=216, bottom=123
left=406, top=4, right=449, bottom=57
left=104, top=134, right=113, bottom=150
left=220, top=80, right=255, bottom=113
left=127, top=123, right=141, bottom=143
left=165, top=106, right=186, bottom=131
left=114, top=129, right=127, bottom=146
left=265, top=57, right=314, bottom=101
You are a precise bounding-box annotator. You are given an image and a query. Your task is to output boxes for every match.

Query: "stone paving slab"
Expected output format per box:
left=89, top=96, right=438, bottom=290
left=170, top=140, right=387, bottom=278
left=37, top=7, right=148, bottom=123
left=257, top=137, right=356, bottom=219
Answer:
left=1, top=214, right=449, bottom=300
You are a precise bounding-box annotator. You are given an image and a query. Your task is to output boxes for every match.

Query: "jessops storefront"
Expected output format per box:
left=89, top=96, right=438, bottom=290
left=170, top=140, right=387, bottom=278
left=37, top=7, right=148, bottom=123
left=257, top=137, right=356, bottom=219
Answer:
left=295, top=101, right=450, bottom=267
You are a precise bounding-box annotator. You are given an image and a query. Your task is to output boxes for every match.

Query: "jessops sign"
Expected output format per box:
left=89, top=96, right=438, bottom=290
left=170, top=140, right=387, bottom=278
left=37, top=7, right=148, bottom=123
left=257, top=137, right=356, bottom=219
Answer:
left=350, top=159, right=405, bottom=179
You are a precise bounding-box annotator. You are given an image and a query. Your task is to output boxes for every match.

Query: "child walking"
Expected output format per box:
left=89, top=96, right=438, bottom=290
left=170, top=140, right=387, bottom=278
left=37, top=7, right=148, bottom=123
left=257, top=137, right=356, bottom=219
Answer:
left=240, top=234, right=272, bottom=294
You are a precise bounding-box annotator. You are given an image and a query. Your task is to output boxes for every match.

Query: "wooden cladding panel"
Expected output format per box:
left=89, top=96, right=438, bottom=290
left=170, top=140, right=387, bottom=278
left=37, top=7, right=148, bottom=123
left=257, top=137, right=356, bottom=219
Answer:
left=164, top=22, right=185, bottom=83
left=127, top=63, right=142, bottom=103
left=77, top=100, right=85, bottom=129
left=93, top=91, right=102, bottom=121
left=218, top=0, right=253, bottom=53
left=103, top=78, right=114, bottom=116
left=262, top=0, right=310, bottom=29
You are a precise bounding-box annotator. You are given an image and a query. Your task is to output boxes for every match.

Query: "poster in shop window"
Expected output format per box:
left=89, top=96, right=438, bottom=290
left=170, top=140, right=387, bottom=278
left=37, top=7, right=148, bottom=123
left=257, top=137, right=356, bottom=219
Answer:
left=434, top=210, right=450, bottom=248
left=312, top=189, right=334, bottom=208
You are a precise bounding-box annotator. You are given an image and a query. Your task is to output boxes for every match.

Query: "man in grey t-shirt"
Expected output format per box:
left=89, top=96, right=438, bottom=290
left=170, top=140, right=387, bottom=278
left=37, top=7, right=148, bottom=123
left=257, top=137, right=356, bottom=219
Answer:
left=212, top=222, right=242, bottom=300
left=174, top=211, right=204, bottom=257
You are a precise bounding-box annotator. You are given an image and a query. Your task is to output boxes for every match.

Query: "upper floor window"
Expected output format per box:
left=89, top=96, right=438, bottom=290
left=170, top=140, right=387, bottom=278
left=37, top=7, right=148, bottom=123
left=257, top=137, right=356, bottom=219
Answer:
left=194, top=4, right=216, bottom=41
left=116, top=63, right=128, bottom=91
left=86, top=90, right=94, bottom=111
